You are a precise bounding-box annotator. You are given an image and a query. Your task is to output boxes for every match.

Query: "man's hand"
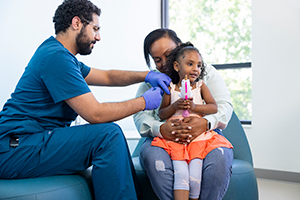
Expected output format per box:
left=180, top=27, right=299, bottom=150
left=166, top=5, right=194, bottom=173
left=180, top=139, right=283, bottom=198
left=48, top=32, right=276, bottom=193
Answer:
left=142, top=87, right=164, bottom=110
left=145, top=71, right=171, bottom=95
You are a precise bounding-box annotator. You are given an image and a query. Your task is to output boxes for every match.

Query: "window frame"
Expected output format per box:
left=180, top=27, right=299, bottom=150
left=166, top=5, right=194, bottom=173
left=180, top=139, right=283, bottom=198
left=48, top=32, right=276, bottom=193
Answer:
left=161, top=0, right=252, bottom=125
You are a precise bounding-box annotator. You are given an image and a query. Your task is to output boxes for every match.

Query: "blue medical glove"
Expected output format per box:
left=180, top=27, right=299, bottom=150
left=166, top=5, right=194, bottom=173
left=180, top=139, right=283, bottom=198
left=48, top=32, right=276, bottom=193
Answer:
left=145, top=71, right=171, bottom=95
left=142, top=87, right=164, bottom=110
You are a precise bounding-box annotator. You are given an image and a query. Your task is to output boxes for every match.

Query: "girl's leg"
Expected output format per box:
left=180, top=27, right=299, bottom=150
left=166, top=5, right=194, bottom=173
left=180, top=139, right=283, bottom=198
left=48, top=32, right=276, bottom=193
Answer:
left=173, top=160, right=189, bottom=200
left=189, top=158, right=203, bottom=200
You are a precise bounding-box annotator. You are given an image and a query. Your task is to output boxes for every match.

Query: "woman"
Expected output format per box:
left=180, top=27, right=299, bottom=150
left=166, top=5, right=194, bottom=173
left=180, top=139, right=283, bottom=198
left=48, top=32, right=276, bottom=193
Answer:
left=133, top=28, right=233, bottom=200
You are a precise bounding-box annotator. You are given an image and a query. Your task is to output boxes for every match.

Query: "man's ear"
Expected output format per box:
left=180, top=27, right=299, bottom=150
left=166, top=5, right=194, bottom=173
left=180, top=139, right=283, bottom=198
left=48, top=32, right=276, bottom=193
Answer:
left=71, top=16, right=82, bottom=31
left=173, top=61, right=179, bottom=72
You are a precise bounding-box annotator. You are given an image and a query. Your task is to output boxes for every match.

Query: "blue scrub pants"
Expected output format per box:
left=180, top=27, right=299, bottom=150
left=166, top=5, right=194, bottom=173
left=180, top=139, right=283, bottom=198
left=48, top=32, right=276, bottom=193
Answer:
left=0, top=123, right=137, bottom=200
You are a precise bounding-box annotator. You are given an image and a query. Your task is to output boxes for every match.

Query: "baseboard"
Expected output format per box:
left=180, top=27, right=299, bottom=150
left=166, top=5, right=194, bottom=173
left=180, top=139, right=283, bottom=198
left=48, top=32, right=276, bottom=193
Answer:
left=254, top=168, right=300, bottom=183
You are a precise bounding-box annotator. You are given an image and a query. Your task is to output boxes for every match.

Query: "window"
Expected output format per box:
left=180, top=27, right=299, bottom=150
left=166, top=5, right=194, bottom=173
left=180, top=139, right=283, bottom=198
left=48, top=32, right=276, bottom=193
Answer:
left=164, top=0, right=252, bottom=123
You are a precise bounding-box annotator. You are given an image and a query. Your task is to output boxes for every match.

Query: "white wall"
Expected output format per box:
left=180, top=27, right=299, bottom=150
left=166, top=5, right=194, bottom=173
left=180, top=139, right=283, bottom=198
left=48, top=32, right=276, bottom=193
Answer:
left=0, top=0, right=160, bottom=131
left=248, top=0, right=300, bottom=173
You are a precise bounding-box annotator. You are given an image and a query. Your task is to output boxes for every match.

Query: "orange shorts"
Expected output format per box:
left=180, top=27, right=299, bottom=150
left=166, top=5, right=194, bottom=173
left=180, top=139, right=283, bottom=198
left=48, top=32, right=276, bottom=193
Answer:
left=151, top=130, right=233, bottom=163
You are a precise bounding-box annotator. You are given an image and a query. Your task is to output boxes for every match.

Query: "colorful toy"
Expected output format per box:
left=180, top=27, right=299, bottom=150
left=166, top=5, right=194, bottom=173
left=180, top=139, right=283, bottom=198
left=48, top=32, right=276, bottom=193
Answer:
left=179, top=75, right=192, bottom=117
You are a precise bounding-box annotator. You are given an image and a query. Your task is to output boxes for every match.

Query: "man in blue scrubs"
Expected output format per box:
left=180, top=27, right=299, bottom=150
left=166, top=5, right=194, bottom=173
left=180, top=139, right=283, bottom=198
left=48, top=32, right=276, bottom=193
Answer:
left=0, top=0, right=171, bottom=199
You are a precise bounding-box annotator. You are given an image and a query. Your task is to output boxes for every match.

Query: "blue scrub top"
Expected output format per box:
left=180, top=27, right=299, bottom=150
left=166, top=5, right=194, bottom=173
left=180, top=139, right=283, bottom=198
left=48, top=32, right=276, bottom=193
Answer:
left=0, top=36, right=91, bottom=138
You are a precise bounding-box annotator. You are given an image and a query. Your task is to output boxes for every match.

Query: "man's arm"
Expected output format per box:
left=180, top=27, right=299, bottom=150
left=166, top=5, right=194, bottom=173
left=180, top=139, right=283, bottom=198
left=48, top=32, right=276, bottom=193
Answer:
left=66, top=92, right=146, bottom=124
left=133, top=82, right=162, bottom=137
left=85, top=68, right=148, bottom=86
left=85, top=68, right=171, bottom=95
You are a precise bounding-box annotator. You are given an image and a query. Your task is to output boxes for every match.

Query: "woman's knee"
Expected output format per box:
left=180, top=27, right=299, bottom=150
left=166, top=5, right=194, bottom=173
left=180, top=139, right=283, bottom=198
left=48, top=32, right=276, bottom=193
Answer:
left=140, top=139, right=172, bottom=169
left=203, top=147, right=233, bottom=179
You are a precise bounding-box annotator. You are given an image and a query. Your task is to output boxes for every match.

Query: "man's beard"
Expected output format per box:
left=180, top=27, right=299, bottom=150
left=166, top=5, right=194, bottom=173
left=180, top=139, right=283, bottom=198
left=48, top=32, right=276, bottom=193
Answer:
left=76, top=27, right=96, bottom=55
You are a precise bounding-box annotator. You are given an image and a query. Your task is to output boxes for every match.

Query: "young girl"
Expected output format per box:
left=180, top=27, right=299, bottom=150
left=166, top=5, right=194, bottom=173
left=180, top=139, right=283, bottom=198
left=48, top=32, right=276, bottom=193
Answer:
left=151, top=42, right=233, bottom=200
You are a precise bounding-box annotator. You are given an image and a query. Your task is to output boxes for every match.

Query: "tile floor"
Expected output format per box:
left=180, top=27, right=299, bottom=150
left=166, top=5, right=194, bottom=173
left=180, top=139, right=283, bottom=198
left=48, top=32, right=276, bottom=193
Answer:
left=257, top=178, right=300, bottom=200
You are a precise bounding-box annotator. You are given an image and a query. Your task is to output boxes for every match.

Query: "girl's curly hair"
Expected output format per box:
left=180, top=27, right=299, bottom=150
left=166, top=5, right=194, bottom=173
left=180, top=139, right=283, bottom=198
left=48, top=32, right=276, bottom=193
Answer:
left=163, top=42, right=206, bottom=84
left=53, top=0, right=101, bottom=34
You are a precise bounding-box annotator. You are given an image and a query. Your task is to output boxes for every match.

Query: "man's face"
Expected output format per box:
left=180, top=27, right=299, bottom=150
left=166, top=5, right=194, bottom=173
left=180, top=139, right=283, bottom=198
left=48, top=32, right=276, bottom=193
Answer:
left=76, top=14, right=101, bottom=55
left=76, top=26, right=95, bottom=55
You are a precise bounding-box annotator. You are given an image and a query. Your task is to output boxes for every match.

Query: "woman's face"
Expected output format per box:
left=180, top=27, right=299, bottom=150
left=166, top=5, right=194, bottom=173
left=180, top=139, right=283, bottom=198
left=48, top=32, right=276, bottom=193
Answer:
left=150, top=37, right=177, bottom=72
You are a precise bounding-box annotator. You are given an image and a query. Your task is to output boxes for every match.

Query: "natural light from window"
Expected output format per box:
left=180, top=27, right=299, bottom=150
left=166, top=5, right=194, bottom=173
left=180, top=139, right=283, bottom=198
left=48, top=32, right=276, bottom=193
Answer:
left=168, top=0, right=252, bottom=121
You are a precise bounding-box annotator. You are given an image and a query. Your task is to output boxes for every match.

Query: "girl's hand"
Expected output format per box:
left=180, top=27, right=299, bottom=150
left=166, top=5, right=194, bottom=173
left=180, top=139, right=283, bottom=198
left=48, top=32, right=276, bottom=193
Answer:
left=187, top=97, right=196, bottom=111
left=171, top=99, right=191, bottom=111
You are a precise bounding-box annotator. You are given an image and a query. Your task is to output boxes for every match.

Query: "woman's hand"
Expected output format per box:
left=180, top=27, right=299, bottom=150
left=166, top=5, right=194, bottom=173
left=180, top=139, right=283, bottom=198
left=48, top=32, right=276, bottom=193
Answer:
left=160, top=118, right=192, bottom=144
left=181, top=117, right=207, bottom=141
left=160, top=116, right=207, bottom=144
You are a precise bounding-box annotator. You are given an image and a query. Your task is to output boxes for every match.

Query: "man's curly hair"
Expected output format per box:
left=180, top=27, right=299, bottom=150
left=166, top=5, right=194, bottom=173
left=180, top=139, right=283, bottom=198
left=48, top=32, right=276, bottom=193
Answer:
left=53, top=0, right=101, bottom=34
left=163, top=42, right=206, bottom=84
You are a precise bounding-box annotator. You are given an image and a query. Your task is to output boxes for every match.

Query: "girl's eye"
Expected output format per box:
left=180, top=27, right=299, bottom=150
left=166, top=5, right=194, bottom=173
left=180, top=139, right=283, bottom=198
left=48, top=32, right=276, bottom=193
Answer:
left=188, top=63, right=193, bottom=66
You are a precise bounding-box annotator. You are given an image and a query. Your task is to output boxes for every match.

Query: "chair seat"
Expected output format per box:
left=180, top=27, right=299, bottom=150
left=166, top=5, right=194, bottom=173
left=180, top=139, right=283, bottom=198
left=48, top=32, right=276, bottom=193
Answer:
left=223, top=159, right=258, bottom=200
left=0, top=168, right=94, bottom=200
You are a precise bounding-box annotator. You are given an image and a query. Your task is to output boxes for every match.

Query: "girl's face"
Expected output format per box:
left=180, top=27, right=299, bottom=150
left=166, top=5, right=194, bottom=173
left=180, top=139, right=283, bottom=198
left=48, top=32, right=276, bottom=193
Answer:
left=174, top=50, right=202, bottom=84
left=150, top=37, right=177, bottom=72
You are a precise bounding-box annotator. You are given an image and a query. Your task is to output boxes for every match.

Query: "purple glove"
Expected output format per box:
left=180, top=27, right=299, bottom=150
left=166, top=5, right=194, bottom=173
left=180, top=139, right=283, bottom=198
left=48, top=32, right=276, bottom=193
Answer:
left=145, top=71, right=171, bottom=95
left=142, top=87, right=164, bottom=110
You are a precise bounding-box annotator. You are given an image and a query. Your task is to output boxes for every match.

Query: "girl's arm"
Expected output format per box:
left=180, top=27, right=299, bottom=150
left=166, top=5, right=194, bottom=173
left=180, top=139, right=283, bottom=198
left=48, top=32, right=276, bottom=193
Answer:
left=159, top=91, right=176, bottom=120
left=190, top=82, right=218, bottom=115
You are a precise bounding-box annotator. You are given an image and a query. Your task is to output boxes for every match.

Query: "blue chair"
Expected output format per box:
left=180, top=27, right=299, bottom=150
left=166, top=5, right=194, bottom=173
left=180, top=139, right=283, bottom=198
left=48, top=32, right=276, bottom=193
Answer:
left=132, top=111, right=259, bottom=200
left=0, top=168, right=94, bottom=200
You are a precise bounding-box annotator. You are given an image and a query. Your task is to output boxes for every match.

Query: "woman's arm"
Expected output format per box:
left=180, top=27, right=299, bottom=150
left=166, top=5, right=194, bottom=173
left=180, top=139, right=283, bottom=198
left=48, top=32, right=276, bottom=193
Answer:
left=203, top=64, right=233, bottom=129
